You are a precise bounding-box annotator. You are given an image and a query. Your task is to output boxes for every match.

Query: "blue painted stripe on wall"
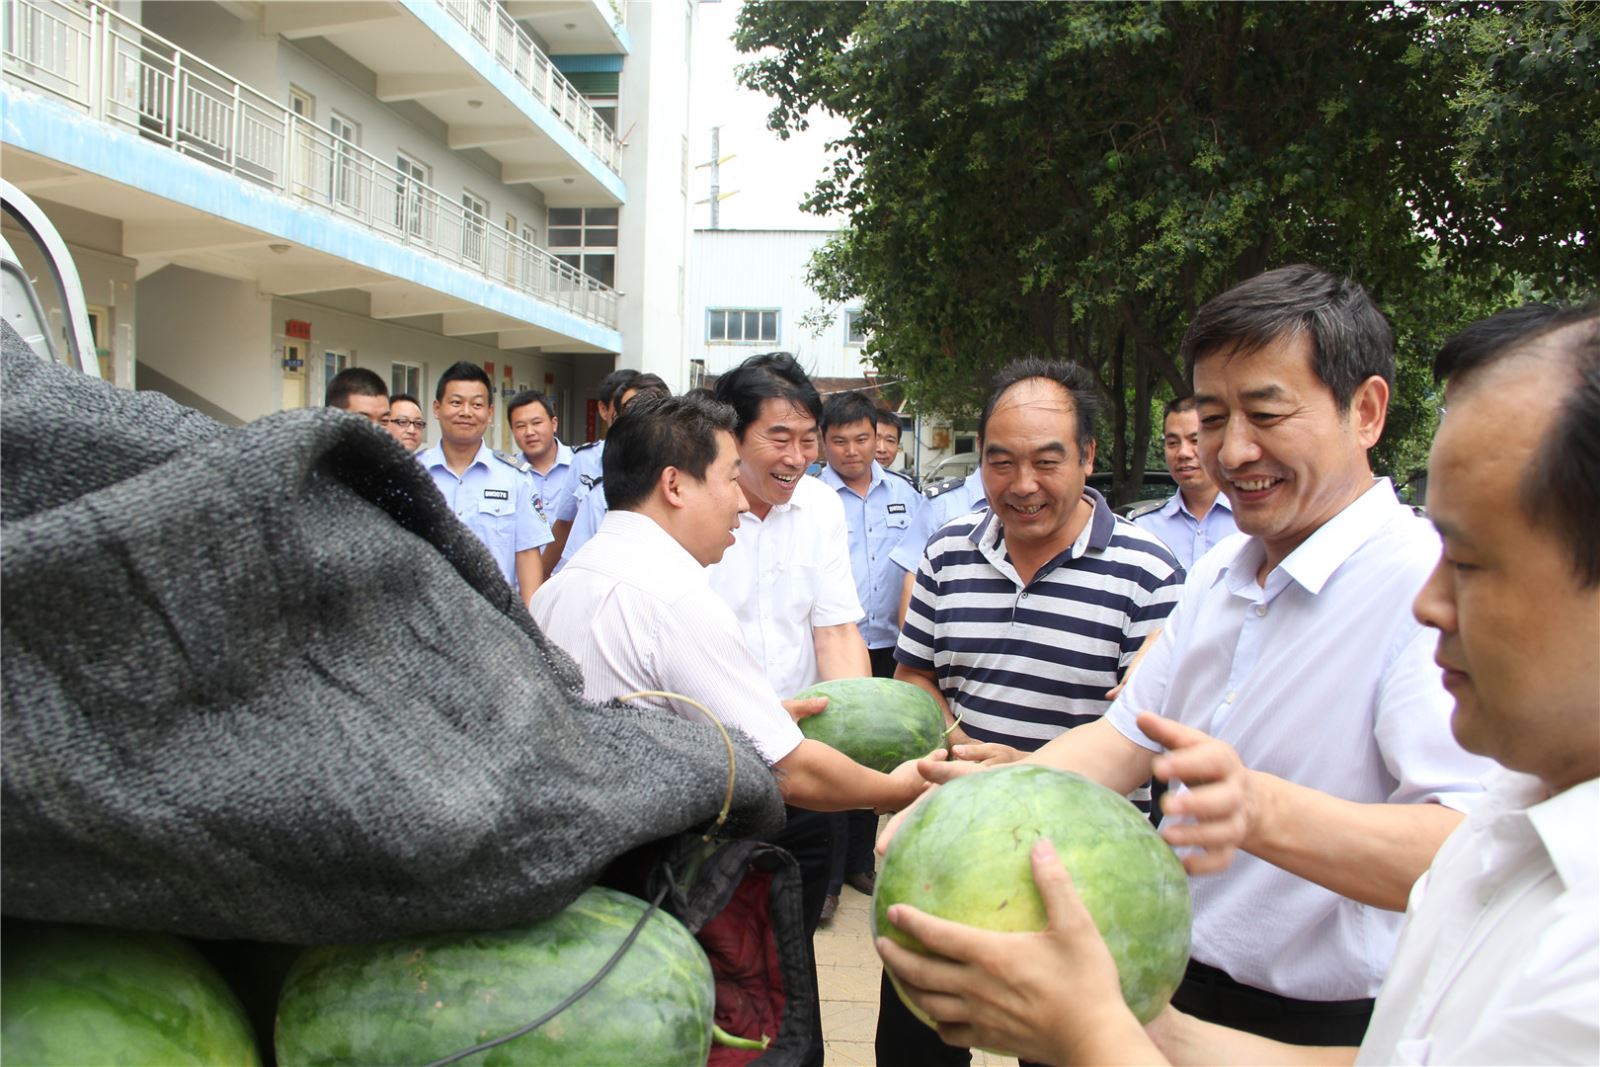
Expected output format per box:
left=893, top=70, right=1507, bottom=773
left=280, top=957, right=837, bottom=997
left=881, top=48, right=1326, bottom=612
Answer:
left=397, top=0, right=627, bottom=202
left=2, top=88, right=622, bottom=352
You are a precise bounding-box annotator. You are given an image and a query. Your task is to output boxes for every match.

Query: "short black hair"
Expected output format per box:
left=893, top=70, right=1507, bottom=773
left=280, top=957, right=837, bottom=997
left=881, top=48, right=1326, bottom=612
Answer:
left=1179, top=264, right=1394, bottom=412
left=713, top=352, right=822, bottom=439
left=1163, top=395, right=1197, bottom=419
left=435, top=361, right=492, bottom=403
left=506, top=389, right=556, bottom=423
left=618, top=373, right=670, bottom=415
left=875, top=408, right=903, bottom=436
left=977, top=358, right=1103, bottom=460
left=390, top=392, right=420, bottom=409
left=821, top=390, right=881, bottom=434
left=325, top=367, right=387, bottom=408
left=1439, top=304, right=1600, bottom=588
left=603, top=393, right=739, bottom=512
left=598, top=368, right=641, bottom=408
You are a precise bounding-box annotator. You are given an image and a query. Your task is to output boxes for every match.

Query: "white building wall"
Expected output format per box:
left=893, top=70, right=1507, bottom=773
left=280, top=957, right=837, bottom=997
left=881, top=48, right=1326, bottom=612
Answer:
left=141, top=3, right=551, bottom=243
left=613, top=0, right=693, bottom=390
left=136, top=268, right=275, bottom=423
left=685, top=229, right=869, bottom=380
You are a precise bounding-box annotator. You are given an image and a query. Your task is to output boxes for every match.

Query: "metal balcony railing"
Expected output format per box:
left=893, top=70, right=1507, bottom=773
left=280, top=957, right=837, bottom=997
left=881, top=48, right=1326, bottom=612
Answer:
left=438, top=0, right=620, bottom=174
left=1, top=0, right=619, bottom=330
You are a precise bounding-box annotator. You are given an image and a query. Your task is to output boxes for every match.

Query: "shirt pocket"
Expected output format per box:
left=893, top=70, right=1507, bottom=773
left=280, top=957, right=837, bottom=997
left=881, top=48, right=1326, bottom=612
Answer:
left=475, top=496, right=517, bottom=549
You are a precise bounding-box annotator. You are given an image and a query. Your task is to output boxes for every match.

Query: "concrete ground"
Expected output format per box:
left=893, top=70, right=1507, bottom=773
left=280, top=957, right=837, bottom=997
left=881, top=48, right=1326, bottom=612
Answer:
left=814, top=879, right=1019, bottom=1067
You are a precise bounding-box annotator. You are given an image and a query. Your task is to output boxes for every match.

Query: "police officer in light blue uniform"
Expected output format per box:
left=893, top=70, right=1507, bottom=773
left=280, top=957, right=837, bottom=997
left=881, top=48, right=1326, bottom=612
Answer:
left=887, top=467, right=988, bottom=577
left=557, top=374, right=671, bottom=571
left=554, top=367, right=641, bottom=572
left=1130, top=395, right=1238, bottom=570
left=417, top=361, right=552, bottom=607
left=817, top=393, right=932, bottom=667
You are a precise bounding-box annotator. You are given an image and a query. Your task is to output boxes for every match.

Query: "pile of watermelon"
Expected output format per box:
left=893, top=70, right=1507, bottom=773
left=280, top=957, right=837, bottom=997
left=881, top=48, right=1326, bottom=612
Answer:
left=2, top=887, right=743, bottom=1067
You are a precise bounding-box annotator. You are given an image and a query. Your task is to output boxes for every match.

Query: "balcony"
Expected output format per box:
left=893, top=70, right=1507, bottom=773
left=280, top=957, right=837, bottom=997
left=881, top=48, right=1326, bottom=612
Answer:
left=2, top=0, right=618, bottom=331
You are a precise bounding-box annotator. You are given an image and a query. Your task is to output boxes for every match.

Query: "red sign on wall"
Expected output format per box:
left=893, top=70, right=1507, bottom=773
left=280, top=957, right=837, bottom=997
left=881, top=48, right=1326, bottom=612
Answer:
left=285, top=320, right=311, bottom=340
left=586, top=398, right=599, bottom=442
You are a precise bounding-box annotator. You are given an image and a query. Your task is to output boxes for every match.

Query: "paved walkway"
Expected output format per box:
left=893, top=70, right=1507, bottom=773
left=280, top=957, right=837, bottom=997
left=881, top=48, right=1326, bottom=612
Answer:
left=814, top=878, right=1018, bottom=1067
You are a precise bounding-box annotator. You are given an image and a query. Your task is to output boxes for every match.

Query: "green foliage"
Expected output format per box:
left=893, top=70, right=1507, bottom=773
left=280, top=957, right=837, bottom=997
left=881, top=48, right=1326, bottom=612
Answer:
left=735, top=0, right=1598, bottom=498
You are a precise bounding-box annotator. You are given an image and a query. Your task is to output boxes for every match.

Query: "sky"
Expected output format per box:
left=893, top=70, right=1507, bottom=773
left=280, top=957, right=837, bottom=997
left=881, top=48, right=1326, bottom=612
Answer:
left=688, top=0, right=848, bottom=231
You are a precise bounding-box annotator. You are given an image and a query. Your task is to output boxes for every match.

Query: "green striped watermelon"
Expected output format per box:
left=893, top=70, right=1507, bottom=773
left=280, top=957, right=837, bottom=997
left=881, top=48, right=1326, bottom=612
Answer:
left=792, top=676, right=948, bottom=772
left=875, top=765, right=1191, bottom=1026
left=1, top=923, right=260, bottom=1066
left=274, top=886, right=716, bottom=1067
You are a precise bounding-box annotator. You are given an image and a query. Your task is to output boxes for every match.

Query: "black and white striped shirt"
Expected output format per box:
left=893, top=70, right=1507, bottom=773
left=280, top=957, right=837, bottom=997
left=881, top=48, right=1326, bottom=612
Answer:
left=896, top=488, right=1183, bottom=753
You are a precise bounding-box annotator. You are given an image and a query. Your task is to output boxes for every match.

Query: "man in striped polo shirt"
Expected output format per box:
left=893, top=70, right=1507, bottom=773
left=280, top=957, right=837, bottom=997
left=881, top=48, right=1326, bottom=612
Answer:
left=875, top=357, right=1185, bottom=1066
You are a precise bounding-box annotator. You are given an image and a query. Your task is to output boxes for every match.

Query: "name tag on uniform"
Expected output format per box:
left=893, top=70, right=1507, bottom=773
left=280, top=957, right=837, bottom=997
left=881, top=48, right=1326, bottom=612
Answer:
left=888, top=503, right=908, bottom=514
left=483, top=489, right=510, bottom=500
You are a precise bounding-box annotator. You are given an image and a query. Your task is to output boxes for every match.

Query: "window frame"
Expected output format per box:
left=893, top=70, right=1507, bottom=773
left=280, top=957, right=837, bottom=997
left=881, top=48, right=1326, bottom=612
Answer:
left=706, top=307, right=780, bottom=345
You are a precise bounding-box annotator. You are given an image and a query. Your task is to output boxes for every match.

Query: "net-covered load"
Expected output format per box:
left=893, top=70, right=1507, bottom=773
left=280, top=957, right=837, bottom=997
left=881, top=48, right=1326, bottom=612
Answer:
left=0, top=324, right=785, bottom=943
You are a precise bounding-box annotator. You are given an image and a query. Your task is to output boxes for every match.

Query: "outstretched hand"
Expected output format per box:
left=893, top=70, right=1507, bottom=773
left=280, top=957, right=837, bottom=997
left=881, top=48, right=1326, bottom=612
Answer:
left=878, top=747, right=947, bottom=814
left=875, top=839, right=1161, bottom=1066
left=1137, top=712, right=1257, bottom=876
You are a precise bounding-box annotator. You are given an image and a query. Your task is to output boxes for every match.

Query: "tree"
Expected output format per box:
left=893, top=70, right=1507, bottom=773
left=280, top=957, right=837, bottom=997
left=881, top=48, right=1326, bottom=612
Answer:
left=735, top=1, right=1597, bottom=500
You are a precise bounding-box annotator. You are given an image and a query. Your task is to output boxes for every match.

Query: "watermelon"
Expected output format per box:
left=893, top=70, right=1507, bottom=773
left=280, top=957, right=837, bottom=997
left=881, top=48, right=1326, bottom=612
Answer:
left=875, top=764, right=1191, bottom=1025
left=274, top=886, right=716, bottom=1066
left=1, top=923, right=260, bottom=1066
left=791, top=676, right=948, bottom=772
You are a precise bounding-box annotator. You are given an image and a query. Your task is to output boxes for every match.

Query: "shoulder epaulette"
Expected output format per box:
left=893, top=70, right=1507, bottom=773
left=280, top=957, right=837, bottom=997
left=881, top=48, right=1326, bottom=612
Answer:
left=1125, top=499, right=1166, bottom=520
left=492, top=449, right=533, bottom=473
left=573, top=440, right=602, bottom=453
left=924, top=476, right=964, bottom=500
left=889, top=468, right=917, bottom=487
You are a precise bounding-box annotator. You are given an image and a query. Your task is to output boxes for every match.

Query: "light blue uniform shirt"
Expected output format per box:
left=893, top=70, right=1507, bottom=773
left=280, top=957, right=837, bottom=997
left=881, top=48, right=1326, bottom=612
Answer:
left=418, top=442, right=553, bottom=591
left=570, top=440, right=605, bottom=505
left=527, top=440, right=580, bottom=524
left=818, top=462, right=930, bottom=649
left=558, top=482, right=609, bottom=572
left=1132, top=491, right=1239, bottom=572
left=890, top=469, right=988, bottom=573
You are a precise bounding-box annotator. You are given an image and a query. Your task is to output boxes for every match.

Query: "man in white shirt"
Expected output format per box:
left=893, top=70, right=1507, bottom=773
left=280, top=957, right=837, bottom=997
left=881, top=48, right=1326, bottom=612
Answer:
left=534, top=391, right=928, bottom=1067
left=876, top=303, right=1599, bottom=1066
left=1131, top=395, right=1239, bottom=570
left=531, top=392, right=927, bottom=812
left=897, top=266, right=1494, bottom=1045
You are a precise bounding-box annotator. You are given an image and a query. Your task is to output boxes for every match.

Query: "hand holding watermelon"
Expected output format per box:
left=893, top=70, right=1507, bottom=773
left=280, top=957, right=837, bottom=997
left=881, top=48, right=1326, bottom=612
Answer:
left=877, top=838, right=1165, bottom=1066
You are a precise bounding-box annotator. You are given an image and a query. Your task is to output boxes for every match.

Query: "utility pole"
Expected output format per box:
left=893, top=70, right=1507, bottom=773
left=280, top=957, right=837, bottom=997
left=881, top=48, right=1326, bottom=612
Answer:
left=694, top=125, right=738, bottom=228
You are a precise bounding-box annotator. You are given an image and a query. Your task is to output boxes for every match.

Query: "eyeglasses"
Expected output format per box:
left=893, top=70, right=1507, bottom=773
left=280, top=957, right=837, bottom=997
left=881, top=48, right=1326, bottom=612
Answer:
left=389, top=417, right=427, bottom=430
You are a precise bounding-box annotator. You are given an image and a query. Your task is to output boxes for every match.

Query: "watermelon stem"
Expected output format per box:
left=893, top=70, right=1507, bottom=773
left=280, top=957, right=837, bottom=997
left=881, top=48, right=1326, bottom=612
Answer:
left=711, top=1024, right=772, bottom=1050
left=617, top=690, right=736, bottom=838
left=939, top=705, right=966, bottom=746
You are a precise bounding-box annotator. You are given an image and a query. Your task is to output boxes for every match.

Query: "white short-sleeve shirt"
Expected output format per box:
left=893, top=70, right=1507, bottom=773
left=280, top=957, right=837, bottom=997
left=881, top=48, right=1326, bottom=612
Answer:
left=1358, top=771, right=1598, bottom=1065
left=530, top=510, right=804, bottom=766
left=706, top=474, right=865, bottom=698
left=1106, top=479, right=1497, bottom=1000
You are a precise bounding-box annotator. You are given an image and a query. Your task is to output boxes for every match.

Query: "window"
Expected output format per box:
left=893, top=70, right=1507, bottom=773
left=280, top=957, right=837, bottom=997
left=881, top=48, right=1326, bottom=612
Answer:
left=322, top=350, right=350, bottom=404
left=395, top=152, right=430, bottom=237
left=390, top=362, right=423, bottom=399
left=845, top=308, right=867, bottom=346
left=707, top=308, right=779, bottom=344
left=548, top=207, right=617, bottom=287
left=289, top=86, right=314, bottom=119
left=461, top=189, right=488, bottom=265
left=328, top=112, right=360, bottom=209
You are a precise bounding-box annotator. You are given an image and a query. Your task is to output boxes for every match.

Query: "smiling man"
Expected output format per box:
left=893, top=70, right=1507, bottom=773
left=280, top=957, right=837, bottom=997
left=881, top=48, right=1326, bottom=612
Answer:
left=507, top=389, right=577, bottom=573
left=874, top=303, right=1599, bottom=1067
left=1132, top=395, right=1239, bottom=569
left=876, top=357, right=1185, bottom=1067
left=417, top=361, right=551, bottom=608
left=906, top=266, right=1496, bottom=1049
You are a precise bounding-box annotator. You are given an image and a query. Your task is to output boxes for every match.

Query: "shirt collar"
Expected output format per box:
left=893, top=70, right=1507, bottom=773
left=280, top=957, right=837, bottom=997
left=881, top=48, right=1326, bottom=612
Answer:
left=1529, top=776, right=1599, bottom=894
left=1164, top=489, right=1232, bottom=520
left=1216, top=478, right=1399, bottom=596
left=418, top=441, right=492, bottom=473
left=817, top=463, right=884, bottom=497
left=550, top=440, right=574, bottom=470
left=591, top=509, right=706, bottom=580
left=970, top=486, right=1115, bottom=565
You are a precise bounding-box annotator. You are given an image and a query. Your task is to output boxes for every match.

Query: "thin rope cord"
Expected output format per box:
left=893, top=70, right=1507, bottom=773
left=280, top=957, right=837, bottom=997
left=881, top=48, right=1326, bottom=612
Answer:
left=617, top=689, right=736, bottom=839
left=422, top=880, right=672, bottom=1067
